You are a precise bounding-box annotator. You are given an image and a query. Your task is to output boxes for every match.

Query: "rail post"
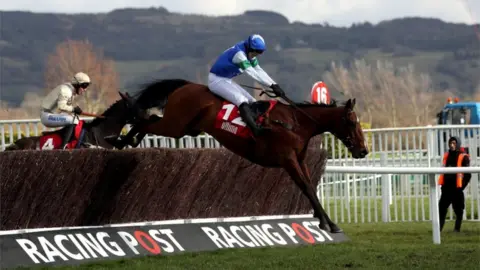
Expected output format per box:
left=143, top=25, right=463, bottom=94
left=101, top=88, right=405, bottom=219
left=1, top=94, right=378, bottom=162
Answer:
left=428, top=173, right=441, bottom=244
left=381, top=153, right=390, bottom=222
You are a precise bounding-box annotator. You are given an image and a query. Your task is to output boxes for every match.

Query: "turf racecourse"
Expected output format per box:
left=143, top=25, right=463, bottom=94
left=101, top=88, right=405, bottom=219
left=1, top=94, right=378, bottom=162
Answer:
left=15, top=221, right=480, bottom=270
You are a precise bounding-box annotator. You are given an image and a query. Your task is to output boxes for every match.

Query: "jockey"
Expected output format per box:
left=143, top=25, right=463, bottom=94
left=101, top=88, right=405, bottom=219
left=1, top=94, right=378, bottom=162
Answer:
left=208, top=34, right=285, bottom=136
left=40, top=72, right=90, bottom=149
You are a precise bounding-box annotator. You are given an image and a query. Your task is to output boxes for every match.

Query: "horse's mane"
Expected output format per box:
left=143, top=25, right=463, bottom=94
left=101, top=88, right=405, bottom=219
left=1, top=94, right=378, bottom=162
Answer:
left=88, top=99, right=124, bottom=126
left=292, top=99, right=340, bottom=108
left=132, top=78, right=193, bottom=109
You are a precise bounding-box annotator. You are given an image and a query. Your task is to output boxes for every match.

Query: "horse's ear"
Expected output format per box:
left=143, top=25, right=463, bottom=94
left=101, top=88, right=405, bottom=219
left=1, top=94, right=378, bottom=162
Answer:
left=118, top=91, right=128, bottom=100
left=345, top=99, right=352, bottom=110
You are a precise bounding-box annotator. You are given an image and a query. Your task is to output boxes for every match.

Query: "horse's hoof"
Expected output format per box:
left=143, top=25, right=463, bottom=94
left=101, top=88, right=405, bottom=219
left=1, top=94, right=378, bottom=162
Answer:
left=329, top=225, right=343, bottom=233
left=318, top=223, right=329, bottom=231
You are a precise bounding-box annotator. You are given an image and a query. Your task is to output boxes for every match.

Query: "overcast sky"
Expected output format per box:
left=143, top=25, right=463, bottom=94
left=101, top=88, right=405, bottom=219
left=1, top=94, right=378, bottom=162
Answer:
left=0, top=0, right=478, bottom=26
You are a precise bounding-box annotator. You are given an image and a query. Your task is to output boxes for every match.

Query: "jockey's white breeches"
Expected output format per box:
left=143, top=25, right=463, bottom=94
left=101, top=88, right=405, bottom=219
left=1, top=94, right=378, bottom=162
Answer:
left=40, top=110, right=78, bottom=128
left=208, top=73, right=256, bottom=107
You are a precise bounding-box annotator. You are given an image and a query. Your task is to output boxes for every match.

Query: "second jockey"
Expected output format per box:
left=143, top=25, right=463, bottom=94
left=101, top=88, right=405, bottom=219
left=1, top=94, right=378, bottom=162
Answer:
left=40, top=72, right=90, bottom=149
left=208, top=34, right=285, bottom=136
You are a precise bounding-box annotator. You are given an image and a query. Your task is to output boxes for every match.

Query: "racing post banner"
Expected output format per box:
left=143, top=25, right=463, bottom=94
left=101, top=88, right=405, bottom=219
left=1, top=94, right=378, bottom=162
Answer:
left=0, top=215, right=349, bottom=269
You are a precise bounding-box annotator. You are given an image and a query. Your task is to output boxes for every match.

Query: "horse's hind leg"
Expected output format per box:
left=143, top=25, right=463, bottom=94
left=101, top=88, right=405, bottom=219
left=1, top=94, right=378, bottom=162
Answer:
left=300, top=160, right=342, bottom=233
left=139, top=116, right=188, bottom=139
left=5, top=137, right=37, bottom=151
left=283, top=156, right=329, bottom=231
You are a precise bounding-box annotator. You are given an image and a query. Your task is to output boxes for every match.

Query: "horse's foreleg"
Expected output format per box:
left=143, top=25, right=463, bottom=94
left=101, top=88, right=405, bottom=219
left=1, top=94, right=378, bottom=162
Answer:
left=114, top=116, right=164, bottom=149
left=300, top=160, right=342, bottom=233
left=117, top=125, right=142, bottom=149
left=129, top=115, right=163, bottom=146
left=283, top=156, right=329, bottom=231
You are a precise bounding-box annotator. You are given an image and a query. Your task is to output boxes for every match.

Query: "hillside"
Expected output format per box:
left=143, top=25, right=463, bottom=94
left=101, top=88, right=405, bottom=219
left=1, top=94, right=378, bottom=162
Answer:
left=0, top=7, right=479, bottom=107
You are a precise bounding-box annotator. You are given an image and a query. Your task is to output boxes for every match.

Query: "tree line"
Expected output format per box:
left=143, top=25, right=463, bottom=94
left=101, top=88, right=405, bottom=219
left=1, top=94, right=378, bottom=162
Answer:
left=0, top=8, right=479, bottom=129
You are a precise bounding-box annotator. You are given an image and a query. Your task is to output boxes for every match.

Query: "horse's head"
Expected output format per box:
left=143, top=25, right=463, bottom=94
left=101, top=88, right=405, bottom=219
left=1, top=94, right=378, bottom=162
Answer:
left=81, top=92, right=148, bottom=148
left=330, top=98, right=368, bottom=159
left=117, top=91, right=148, bottom=124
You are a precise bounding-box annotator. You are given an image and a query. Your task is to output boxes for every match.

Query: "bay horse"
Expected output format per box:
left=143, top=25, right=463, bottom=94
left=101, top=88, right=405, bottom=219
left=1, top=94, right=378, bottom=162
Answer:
left=118, top=79, right=369, bottom=233
left=4, top=92, right=143, bottom=151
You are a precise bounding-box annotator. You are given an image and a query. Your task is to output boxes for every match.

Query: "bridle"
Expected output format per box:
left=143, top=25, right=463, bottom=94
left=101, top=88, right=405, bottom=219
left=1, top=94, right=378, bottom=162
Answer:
left=331, top=112, right=359, bottom=150
left=240, top=84, right=322, bottom=127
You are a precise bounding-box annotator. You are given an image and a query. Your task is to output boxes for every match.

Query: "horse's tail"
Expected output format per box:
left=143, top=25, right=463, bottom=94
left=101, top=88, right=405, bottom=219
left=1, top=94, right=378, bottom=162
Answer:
left=133, top=78, right=192, bottom=109
left=4, top=142, right=20, bottom=151
left=4, top=137, right=39, bottom=151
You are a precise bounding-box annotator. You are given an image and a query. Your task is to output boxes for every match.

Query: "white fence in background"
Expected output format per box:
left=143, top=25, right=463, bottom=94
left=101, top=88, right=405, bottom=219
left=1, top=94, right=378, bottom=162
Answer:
left=2, top=119, right=478, bottom=159
left=325, top=166, right=480, bottom=244
left=1, top=119, right=479, bottom=243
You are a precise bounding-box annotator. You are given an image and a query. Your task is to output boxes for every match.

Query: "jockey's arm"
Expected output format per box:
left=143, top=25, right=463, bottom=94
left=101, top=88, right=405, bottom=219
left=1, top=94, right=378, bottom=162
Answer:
left=57, top=86, right=74, bottom=113
left=232, top=51, right=275, bottom=87
left=252, top=62, right=276, bottom=85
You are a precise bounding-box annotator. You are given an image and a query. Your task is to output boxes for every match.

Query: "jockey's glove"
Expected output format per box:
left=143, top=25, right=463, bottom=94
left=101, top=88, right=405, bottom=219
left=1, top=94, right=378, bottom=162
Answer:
left=73, top=106, right=83, bottom=115
left=270, top=84, right=285, bottom=97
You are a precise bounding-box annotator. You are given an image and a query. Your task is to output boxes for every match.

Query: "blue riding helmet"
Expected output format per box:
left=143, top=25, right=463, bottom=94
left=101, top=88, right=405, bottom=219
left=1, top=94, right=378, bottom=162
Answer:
left=247, top=34, right=266, bottom=53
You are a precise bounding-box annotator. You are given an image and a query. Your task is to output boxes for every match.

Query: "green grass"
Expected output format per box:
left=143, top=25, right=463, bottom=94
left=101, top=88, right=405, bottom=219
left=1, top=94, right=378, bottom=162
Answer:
left=114, top=58, right=198, bottom=86
left=281, top=48, right=448, bottom=74
left=361, top=49, right=448, bottom=71
left=115, top=58, right=198, bottom=75
left=0, top=56, right=31, bottom=69
left=282, top=48, right=350, bottom=65
left=19, top=221, right=480, bottom=270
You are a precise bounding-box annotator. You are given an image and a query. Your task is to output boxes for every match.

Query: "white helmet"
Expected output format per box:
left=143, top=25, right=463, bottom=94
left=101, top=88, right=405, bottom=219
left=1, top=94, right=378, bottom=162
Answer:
left=72, top=72, right=91, bottom=85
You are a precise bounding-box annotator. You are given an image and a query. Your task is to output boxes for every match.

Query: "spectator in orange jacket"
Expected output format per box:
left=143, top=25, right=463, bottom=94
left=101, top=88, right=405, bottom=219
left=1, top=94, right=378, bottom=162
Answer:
left=438, top=136, right=471, bottom=232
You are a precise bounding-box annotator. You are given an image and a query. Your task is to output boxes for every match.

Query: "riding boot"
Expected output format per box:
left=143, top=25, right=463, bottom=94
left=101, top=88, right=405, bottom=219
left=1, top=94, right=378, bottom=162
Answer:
left=238, top=103, right=263, bottom=137
left=61, top=124, right=75, bottom=149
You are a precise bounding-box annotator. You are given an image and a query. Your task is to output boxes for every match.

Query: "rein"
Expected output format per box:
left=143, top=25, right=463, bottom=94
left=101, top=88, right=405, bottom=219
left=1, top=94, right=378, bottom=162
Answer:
left=240, top=84, right=356, bottom=150
left=81, top=112, right=106, bottom=119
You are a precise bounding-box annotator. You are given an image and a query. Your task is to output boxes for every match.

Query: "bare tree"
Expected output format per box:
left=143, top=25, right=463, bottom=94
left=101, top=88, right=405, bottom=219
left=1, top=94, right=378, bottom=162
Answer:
left=324, top=60, right=376, bottom=124
left=323, top=59, right=451, bottom=128
left=44, top=39, right=120, bottom=113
